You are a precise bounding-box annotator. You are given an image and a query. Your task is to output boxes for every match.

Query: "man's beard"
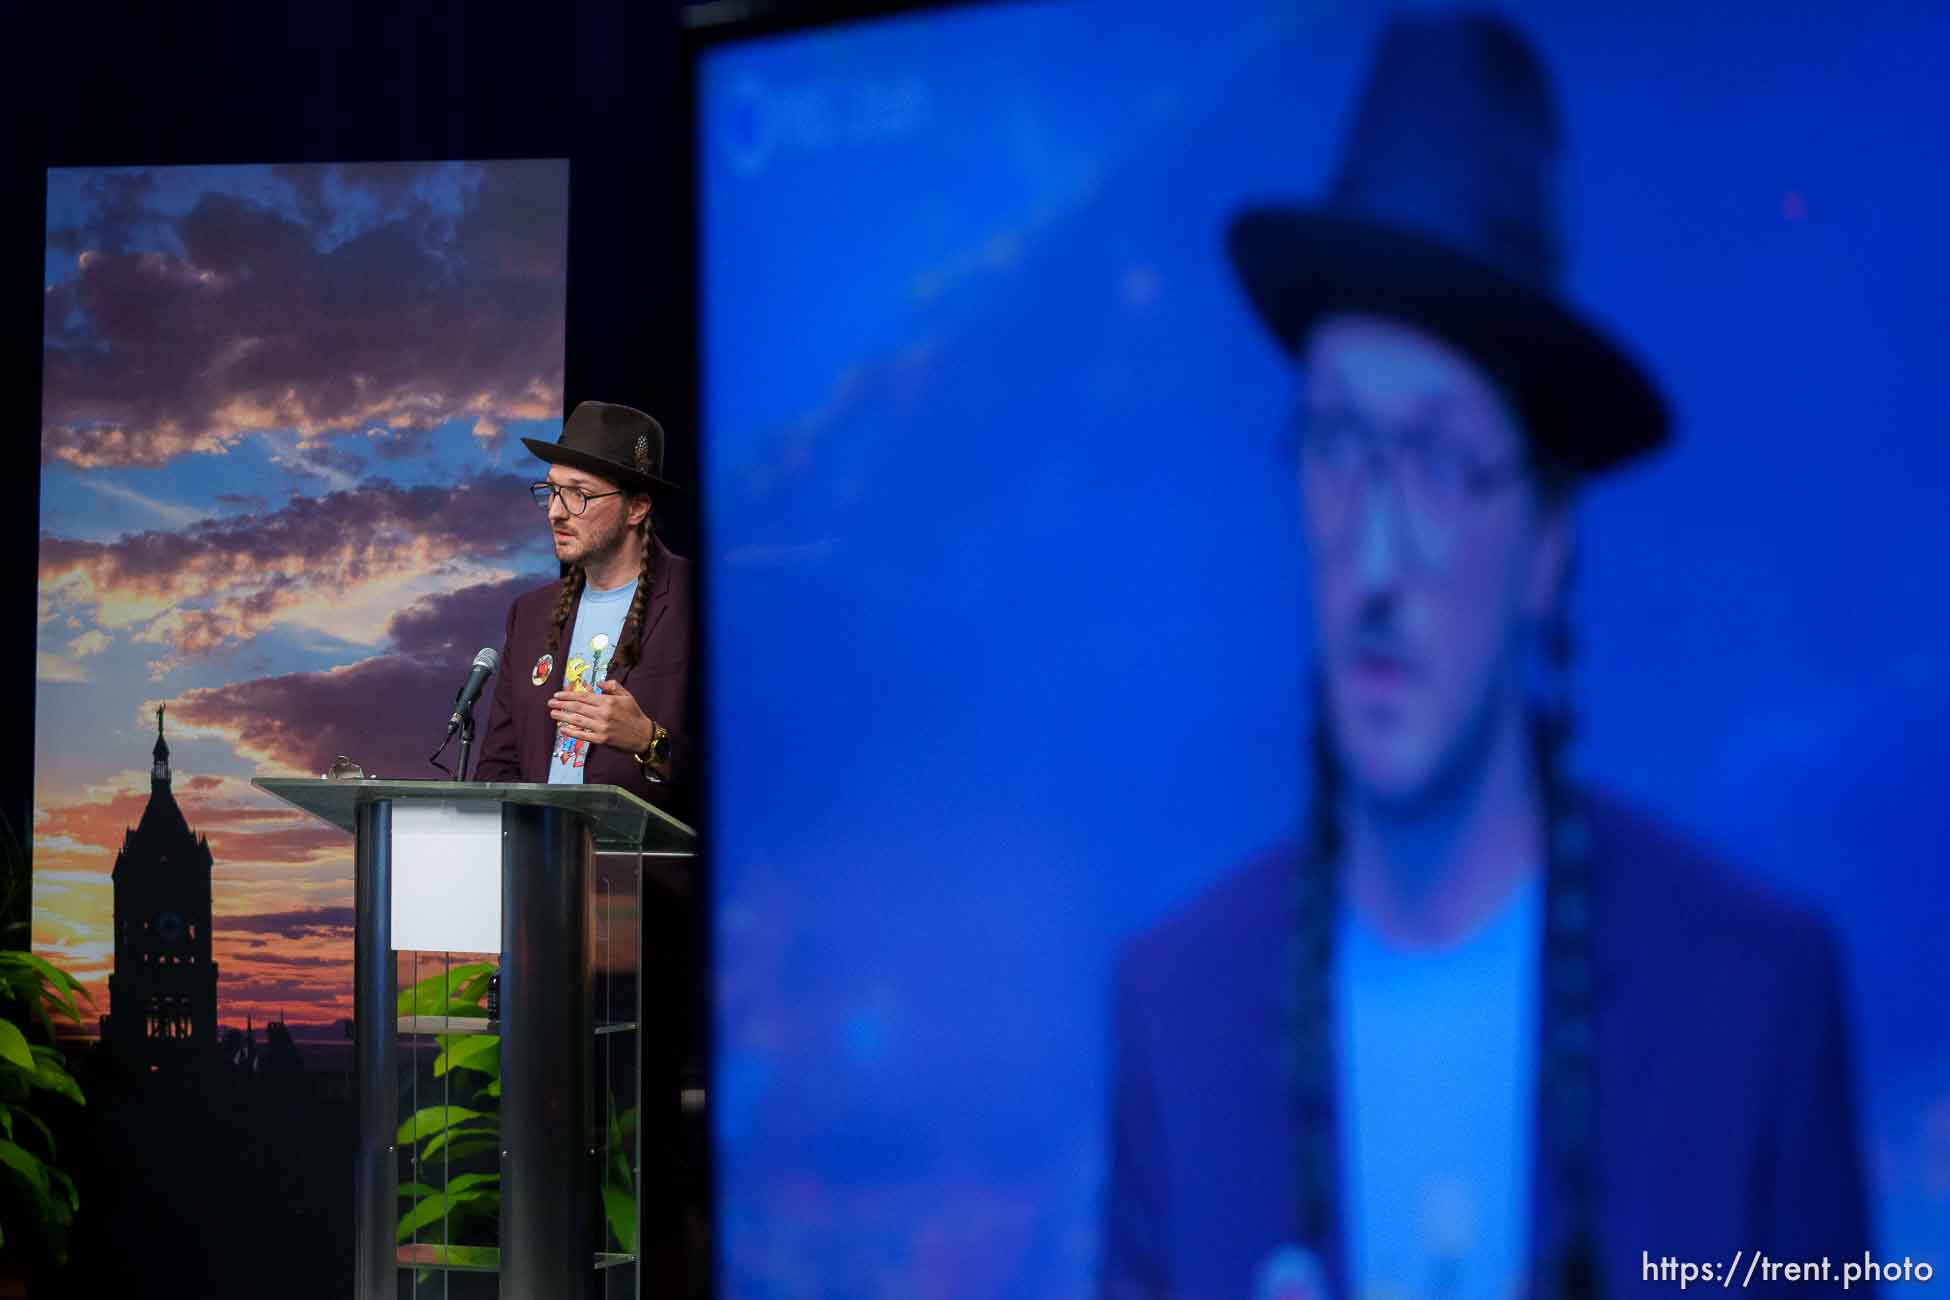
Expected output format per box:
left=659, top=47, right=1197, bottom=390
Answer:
left=1340, top=660, right=1516, bottom=830
left=558, top=514, right=631, bottom=571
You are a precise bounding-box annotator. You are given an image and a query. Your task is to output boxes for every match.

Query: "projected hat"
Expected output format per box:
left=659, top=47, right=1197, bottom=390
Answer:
left=1227, top=11, right=1670, bottom=475
left=521, top=401, right=683, bottom=495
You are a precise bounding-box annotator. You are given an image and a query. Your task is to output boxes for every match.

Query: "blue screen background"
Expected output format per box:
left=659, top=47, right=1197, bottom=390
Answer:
left=699, top=3, right=1949, bottom=1293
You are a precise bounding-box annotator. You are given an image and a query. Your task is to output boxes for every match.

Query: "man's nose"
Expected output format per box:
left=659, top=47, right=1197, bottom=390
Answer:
left=1353, top=476, right=1405, bottom=594
left=546, top=491, right=570, bottom=522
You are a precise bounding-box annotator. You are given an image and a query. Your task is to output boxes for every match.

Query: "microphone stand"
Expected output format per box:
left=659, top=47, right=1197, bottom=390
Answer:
left=455, top=703, right=478, bottom=783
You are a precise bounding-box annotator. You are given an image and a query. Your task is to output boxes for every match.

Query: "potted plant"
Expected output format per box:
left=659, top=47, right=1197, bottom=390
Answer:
left=395, top=962, right=637, bottom=1283
left=0, top=811, right=91, bottom=1290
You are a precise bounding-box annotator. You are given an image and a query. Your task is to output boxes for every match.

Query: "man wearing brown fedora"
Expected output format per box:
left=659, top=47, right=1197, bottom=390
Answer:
left=1102, top=13, right=1868, bottom=1300
left=474, top=401, right=693, bottom=814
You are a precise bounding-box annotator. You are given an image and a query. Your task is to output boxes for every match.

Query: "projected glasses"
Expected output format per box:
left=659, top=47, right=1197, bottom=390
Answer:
left=530, top=482, right=623, bottom=515
left=1295, top=406, right=1526, bottom=558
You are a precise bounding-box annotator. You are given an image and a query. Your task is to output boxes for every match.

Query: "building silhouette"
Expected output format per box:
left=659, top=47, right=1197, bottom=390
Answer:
left=100, top=705, right=218, bottom=1068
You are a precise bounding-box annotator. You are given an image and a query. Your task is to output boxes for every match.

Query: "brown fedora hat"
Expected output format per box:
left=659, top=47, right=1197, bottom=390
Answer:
left=521, top=401, right=684, bottom=495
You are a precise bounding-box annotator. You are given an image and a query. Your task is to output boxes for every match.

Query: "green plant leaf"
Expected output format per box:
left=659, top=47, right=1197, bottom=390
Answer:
left=27, top=995, right=56, bottom=1042
left=396, top=1105, right=489, bottom=1146
left=483, top=1076, right=500, bottom=1098
left=26, top=1049, right=85, bottom=1106
left=452, top=968, right=495, bottom=1008
left=397, top=973, right=440, bottom=1018
left=432, top=1034, right=499, bottom=1079
left=0, top=1137, right=46, bottom=1195
left=12, top=1106, right=55, bottom=1160
left=0, top=986, right=57, bottom=1044
left=398, top=1181, right=437, bottom=1199
left=437, top=1171, right=499, bottom=1197
left=397, top=962, right=495, bottom=1018
left=9, top=952, right=86, bottom=995
left=416, top=1117, right=497, bottom=1163
left=0, top=1137, right=71, bottom=1232
left=603, top=1102, right=639, bottom=1187
left=0, top=963, right=40, bottom=1003
left=444, top=1194, right=498, bottom=1228
left=0, top=1020, right=34, bottom=1073
left=602, top=1181, right=638, bottom=1254
left=0, top=953, right=90, bottom=1027
left=395, top=1185, right=499, bottom=1241
left=436, top=1137, right=500, bottom=1164
left=46, top=1164, right=77, bottom=1213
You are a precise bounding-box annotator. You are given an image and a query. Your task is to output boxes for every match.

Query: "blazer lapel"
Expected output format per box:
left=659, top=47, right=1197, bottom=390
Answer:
left=526, top=590, right=570, bottom=780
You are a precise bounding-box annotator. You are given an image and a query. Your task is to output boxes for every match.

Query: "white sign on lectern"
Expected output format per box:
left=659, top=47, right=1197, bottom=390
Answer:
left=390, top=801, right=501, bottom=953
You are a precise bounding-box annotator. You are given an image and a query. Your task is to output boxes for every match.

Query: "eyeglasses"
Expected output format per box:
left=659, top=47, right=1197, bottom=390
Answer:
left=1293, top=405, right=1526, bottom=551
left=530, top=482, right=622, bottom=515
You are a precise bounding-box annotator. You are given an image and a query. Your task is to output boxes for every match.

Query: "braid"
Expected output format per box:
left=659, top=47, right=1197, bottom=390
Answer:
left=1290, top=685, right=1342, bottom=1258
left=1290, top=604, right=1603, bottom=1297
left=1534, top=595, right=1603, bottom=1300
left=610, top=517, right=659, bottom=677
left=545, top=566, right=585, bottom=654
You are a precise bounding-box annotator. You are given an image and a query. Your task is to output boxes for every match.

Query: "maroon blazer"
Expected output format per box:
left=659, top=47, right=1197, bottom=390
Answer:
left=474, top=538, right=694, bottom=819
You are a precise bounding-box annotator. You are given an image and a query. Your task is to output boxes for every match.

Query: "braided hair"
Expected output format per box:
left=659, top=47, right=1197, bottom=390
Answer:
left=1289, top=698, right=1343, bottom=1254
left=1288, top=537, right=1601, bottom=1299
left=609, top=515, right=661, bottom=677
left=544, top=566, right=587, bottom=655
left=544, top=502, right=662, bottom=674
left=1534, top=593, right=1601, bottom=1300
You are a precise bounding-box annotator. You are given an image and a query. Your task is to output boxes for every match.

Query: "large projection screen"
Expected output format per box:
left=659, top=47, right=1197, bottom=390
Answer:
left=696, top=5, right=1947, bottom=1296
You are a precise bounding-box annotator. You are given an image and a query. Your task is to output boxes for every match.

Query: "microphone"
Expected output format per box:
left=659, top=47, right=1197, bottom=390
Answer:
left=447, top=647, right=500, bottom=732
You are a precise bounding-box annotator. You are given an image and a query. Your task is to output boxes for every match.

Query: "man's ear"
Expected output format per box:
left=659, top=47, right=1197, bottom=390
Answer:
left=627, top=494, right=654, bottom=531
left=1525, top=497, right=1575, bottom=620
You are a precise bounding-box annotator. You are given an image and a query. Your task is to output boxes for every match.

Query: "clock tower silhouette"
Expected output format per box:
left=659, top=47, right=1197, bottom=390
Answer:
left=101, top=706, right=219, bottom=1069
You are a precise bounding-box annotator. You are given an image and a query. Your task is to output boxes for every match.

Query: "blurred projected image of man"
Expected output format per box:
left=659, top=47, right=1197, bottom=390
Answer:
left=1102, top=13, right=1869, bottom=1300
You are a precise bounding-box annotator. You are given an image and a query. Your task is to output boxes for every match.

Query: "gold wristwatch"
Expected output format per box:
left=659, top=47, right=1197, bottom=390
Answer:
left=634, top=720, right=671, bottom=769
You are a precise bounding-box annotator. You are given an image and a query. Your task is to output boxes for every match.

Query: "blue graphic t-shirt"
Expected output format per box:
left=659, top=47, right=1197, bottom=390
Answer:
left=1336, top=870, right=1542, bottom=1300
left=547, top=578, right=637, bottom=785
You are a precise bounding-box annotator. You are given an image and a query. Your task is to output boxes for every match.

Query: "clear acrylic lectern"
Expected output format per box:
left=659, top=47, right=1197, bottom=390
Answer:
left=255, top=778, right=696, bottom=1300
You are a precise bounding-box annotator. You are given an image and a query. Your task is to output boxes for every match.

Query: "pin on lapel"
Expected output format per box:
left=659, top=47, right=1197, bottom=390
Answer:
left=531, top=653, right=553, bottom=686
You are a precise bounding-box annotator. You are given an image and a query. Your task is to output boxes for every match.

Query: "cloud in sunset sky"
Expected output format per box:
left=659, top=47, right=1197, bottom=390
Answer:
left=39, top=473, right=538, bottom=663
left=41, top=160, right=566, bottom=470
left=223, top=906, right=356, bottom=938
left=168, top=574, right=539, bottom=778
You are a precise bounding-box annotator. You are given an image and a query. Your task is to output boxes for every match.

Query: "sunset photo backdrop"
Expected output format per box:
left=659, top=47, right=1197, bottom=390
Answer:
left=32, top=159, right=568, bottom=1039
